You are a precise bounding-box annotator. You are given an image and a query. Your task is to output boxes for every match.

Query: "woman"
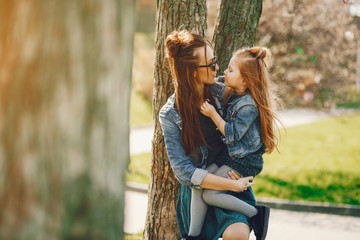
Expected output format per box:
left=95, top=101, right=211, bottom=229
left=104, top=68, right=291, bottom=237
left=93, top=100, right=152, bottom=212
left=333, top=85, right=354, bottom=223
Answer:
left=159, top=30, right=255, bottom=240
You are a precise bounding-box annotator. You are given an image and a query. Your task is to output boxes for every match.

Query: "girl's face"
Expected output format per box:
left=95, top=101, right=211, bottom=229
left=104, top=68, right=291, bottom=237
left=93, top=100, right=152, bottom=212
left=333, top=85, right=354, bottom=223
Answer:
left=195, top=45, right=219, bottom=85
left=224, top=57, right=246, bottom=93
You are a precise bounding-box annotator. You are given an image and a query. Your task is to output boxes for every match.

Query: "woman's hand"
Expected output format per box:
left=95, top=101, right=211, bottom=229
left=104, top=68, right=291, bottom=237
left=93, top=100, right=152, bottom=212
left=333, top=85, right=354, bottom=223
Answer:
left=228, top=170, right=254, bottom=192
left=200, top=101, right=216, bottom=117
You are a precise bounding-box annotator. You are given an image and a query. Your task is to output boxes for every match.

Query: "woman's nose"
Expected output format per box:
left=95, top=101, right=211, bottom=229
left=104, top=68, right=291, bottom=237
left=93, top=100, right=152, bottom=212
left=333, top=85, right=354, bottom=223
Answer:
left=215, top=63, right=219, bottom=71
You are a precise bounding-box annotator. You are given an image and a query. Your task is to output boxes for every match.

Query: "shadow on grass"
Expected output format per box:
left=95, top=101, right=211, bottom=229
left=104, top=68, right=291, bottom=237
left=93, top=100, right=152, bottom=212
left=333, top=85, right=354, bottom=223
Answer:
left=255, top=170, right=360, bottom=205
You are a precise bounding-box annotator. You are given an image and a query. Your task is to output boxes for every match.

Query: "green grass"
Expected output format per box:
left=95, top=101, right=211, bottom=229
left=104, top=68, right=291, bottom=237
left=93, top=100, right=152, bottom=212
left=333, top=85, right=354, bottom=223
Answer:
left=255, top=112, right=360, bottom=205
left=126, top=152, right=152, bottom=184
left=127, top=113, right=360, bottom=205
left=124, top=232, right=143, bottom=240
left=130, top=89, right=153, bottom=127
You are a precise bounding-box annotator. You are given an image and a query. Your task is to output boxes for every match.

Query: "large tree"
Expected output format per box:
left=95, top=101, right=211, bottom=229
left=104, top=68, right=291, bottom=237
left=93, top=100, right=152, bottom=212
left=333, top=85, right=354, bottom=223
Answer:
left=146, top=0, right=263, bottom=239
left=0, top=0, right=134, bottom=239
left=144, top=1, right=207, bottom=239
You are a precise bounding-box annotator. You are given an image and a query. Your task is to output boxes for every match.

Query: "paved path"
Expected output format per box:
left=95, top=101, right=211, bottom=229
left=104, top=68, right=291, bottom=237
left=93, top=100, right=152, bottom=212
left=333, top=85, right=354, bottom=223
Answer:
left=124, top=189, right=360, bottom=239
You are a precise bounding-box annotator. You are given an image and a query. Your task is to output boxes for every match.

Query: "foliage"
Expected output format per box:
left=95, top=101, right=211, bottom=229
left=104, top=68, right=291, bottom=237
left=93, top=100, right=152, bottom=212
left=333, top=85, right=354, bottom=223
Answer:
left=132, top=32, right=155, bottom=101
left=128, top=113, right=360, bottom=205
left=255, top=0, right=358, bottom=108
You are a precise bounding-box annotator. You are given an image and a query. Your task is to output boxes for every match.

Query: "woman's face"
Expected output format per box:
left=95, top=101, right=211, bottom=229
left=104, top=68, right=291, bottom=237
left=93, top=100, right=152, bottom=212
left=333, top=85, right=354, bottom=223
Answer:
left=195, top=45, right=219, bottom=85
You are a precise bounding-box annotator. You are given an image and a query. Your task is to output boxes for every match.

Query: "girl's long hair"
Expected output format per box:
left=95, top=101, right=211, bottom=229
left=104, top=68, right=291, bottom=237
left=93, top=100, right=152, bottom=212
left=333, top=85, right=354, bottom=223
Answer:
left=165, top=30, right=209, bottom=156
left=233, top=47, right=282, bottom=153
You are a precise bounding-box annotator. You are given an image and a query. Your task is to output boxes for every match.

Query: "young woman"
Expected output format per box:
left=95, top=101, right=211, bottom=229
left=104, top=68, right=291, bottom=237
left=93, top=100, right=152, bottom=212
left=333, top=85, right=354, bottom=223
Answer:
left=191, top=47, right=280, bottom=240
left=159, top=30, right=255, bottom=240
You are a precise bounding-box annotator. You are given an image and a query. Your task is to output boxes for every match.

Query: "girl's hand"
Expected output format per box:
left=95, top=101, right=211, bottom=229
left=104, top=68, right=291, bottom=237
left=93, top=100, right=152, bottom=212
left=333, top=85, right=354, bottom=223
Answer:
left=228, top=169, right=242, bottom=180
left=200, top=101, right=216, bottom=117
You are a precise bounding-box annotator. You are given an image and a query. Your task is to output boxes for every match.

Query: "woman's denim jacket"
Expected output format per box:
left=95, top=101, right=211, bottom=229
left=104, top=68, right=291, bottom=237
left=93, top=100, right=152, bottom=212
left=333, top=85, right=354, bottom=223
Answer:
left=222, top=92, right=262, bottom=159
left=159, top=82, right=226, bottom=188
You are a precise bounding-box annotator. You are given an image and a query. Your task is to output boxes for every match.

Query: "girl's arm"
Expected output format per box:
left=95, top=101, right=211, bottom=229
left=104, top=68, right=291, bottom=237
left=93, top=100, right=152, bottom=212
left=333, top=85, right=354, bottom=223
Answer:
left=201, top=100, right=258, bottom=146
left=200, top=101, right=226, bottom=135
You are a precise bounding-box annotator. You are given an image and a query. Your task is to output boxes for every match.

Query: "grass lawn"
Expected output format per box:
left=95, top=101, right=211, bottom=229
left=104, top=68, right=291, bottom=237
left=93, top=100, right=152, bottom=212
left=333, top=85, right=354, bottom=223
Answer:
left=127, top=112, right=360, bottom=205
left=130, top=89, right=153, bottom=127
left=124, top=232, right=143, bottom=240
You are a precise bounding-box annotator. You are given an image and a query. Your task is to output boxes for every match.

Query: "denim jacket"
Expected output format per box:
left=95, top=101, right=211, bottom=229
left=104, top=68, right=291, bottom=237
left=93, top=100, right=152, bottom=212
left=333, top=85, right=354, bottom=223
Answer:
left=222, top=92, right=262, bottom=159
left=159, top=82, right=226, bottom=188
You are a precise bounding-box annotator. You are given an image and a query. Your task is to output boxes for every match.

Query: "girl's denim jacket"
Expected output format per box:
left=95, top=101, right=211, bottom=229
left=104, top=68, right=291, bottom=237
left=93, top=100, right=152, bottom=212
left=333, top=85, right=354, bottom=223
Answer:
left=222, top=92, right=262, bottom=159
left=159, top=82, right=226, bottom=188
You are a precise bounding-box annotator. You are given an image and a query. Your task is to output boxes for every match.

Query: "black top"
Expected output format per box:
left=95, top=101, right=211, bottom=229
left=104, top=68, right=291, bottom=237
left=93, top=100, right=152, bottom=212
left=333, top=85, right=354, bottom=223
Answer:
left=199, top=111, right=226, bottom=167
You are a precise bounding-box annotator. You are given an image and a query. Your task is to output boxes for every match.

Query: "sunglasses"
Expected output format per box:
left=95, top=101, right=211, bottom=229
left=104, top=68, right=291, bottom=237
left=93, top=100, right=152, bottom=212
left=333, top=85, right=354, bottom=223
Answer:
left=198, top=56, right=217, bottom=71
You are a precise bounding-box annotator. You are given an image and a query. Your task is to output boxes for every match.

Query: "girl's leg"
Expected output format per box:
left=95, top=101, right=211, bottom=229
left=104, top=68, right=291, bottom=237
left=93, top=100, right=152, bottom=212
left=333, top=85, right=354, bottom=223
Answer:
left=188, top=163, right=218, bottom=237
left=202, top=165, right=258, bottom=218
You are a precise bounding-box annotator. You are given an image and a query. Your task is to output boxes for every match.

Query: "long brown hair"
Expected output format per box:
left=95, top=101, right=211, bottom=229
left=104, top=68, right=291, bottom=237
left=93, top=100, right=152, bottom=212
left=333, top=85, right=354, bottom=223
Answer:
left=233, top=47, right=282, bottom=153
left=165, top=30, right=209, bottom=156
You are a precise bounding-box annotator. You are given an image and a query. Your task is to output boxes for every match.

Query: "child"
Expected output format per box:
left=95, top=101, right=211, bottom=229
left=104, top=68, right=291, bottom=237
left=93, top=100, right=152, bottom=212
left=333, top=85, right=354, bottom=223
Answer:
left=187, top=47, right=281, bottom=240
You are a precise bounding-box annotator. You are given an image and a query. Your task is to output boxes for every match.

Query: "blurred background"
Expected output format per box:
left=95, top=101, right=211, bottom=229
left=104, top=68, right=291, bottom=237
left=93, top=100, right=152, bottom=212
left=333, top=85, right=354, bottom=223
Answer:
left=131, top=0, right=359, bottom=120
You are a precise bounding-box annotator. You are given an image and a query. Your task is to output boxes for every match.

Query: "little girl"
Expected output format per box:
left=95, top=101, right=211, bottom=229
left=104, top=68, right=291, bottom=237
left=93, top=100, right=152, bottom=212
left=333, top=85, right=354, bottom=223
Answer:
left=186, top=47, right=281, bottom=240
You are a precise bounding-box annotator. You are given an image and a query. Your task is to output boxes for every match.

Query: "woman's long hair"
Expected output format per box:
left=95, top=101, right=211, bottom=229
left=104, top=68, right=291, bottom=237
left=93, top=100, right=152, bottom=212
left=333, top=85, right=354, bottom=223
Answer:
left=233, top=47, right=282, bottom=153
left=165, top=30, right=209, bottom=156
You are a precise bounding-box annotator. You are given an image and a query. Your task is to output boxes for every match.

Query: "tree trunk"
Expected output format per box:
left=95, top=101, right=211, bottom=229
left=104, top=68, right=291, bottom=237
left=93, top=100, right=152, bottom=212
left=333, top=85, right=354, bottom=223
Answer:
left=213, top=0, right=263, bottom=73
left=144, top=1, right=207, bottom=239
left=0, top=0, right=134, bottom=239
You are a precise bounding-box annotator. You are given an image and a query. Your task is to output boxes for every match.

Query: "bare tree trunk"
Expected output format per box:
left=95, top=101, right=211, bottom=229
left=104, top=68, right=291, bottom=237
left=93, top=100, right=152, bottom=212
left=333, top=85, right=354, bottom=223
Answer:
left=144, top=1, right=207, bottom=239
left=213, top=0, right=263, bottom=73
left=0, top=0, right=134, bottom=239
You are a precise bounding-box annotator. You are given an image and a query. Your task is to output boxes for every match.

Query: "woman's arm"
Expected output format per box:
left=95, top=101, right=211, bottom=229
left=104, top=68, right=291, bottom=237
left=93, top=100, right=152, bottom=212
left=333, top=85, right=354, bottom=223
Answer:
left=159, top=110, right=208, bottom=187
left=200, top=173, right=253, bottom=192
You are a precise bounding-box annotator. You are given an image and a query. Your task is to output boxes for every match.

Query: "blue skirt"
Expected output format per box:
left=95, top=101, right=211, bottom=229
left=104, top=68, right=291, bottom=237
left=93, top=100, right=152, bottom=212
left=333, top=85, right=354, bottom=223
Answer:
left=176, top=184, right=256, bottom=240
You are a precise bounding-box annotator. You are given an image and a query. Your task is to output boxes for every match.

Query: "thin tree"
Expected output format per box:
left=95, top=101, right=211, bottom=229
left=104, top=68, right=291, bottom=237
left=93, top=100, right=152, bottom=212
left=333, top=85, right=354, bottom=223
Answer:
left=213, top=0, right=263, bottom=73
left=0, top=0, right=134, bottom=239
left=144, top=1, right=207, bottom=239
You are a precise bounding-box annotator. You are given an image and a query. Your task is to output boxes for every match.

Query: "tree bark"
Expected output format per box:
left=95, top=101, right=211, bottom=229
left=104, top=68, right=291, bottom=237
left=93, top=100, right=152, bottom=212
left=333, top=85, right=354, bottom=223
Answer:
left=213, top=0, right=263, bottom=73
left=0, top=0, right=134, bottom=239
left=144, top=1, right=207, bottom=239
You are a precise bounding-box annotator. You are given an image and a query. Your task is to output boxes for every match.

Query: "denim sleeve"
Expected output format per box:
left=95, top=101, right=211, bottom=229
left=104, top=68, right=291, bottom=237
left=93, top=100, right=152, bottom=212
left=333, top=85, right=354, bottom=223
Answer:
left=224, top=105, right=258, bottom=145
left=159, top=113, right=208, bottom=187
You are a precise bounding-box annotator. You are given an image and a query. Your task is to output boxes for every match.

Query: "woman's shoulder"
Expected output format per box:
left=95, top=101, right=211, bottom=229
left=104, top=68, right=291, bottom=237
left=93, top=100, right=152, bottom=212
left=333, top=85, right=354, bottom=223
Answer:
left=159, top=93, right=178, bottom=116
left=208, top=81, right=227, bottom=102
left=160, top=94, right=176, bottom=115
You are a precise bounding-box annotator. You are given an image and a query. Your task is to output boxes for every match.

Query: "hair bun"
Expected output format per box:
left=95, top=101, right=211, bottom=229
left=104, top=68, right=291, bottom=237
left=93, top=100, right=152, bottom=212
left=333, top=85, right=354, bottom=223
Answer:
left=165, top=30, right=195, bottom=59
left=166, top=32, right=181, bottom=58
left=249, top=47, right=271, bottom=60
